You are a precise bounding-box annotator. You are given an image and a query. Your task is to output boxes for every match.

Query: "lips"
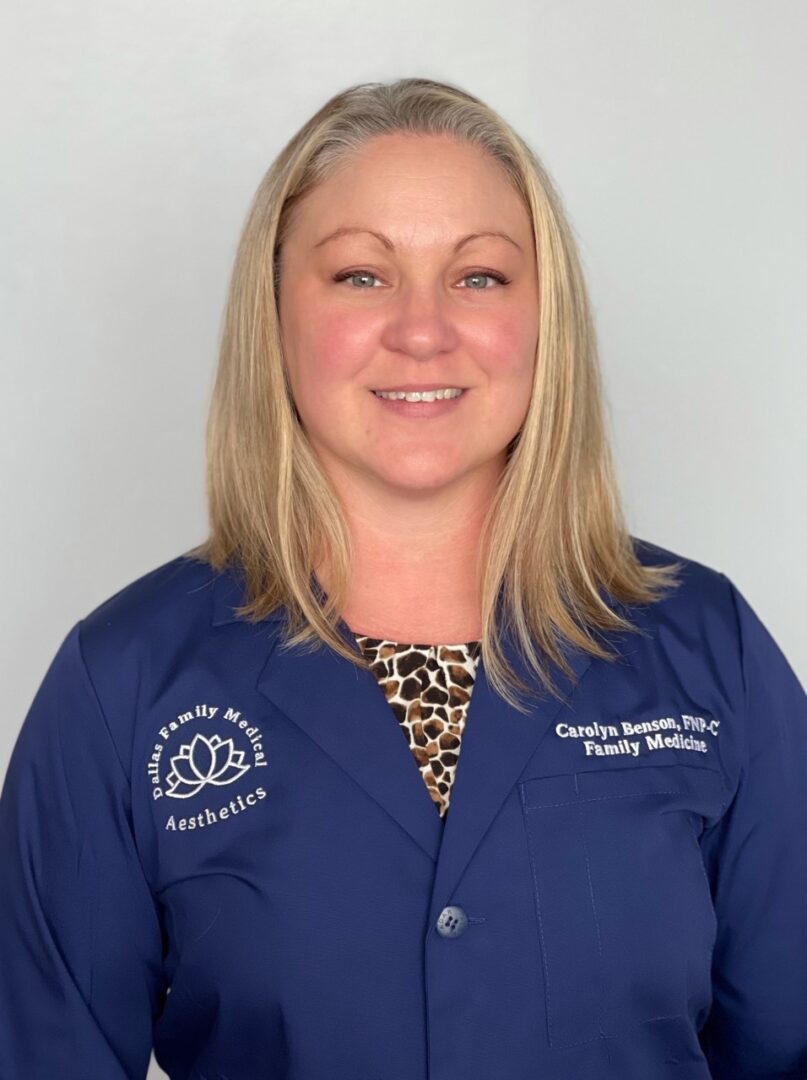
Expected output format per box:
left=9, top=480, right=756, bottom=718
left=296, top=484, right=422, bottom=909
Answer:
left=370, top=383, right=467, bottom=393
left=373, top=388, right=465, bottom=402
left=369, top=387, right=468, bottom=417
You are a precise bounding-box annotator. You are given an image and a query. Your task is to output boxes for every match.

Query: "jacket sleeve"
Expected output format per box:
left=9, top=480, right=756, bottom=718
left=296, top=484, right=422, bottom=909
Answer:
left=0, top=620, right=167, bottom=1079
left=698, top=575, right=807, bottom=1077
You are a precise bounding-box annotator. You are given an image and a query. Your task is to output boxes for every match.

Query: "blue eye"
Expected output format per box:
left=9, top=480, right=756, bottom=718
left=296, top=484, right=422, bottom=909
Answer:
left=459, top=271, right=509, bottom=289
left=333, top=270, right=382, bottom=288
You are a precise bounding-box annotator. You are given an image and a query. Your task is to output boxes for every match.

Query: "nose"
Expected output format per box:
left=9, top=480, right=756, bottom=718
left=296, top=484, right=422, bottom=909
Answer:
left=378, top=282, right=460, bottom=361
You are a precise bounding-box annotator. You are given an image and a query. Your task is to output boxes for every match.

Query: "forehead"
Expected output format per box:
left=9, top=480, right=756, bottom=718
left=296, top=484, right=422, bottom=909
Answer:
left=285, top=133, right=532, bottom=248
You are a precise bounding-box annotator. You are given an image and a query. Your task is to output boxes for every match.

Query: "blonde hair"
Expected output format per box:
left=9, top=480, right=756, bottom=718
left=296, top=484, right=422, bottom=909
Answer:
left=186, top=76, right=683, bottom=712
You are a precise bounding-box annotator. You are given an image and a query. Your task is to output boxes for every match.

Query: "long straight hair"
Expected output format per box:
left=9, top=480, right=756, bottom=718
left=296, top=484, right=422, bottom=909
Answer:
left=186, top=77, right=683, bottom=713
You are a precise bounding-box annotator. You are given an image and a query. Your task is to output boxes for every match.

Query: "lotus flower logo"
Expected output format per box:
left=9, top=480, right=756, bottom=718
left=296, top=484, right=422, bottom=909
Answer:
left=165, top=732, right=251, bottom=799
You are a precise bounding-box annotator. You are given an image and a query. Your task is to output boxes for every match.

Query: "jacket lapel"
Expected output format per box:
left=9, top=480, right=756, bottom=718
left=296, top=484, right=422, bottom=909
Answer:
left=256, top=617, right=447, bottom=862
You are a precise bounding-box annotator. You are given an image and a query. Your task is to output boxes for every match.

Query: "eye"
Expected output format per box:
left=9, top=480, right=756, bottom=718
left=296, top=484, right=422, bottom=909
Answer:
left=333, top=269, right=384, bottom=289
left=457, top=270, right=510, bottom=290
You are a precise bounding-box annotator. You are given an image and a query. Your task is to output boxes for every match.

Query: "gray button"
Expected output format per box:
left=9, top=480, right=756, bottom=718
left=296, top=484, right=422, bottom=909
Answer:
left=436, top=905, right=469, bottom=938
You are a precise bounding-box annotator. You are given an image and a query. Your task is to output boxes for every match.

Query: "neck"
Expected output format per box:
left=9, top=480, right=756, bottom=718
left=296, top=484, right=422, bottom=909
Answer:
left=314, top=459, right=502, bottom=643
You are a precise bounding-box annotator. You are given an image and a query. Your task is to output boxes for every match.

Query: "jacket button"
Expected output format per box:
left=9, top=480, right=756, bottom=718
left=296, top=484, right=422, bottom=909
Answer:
left=436, top=905, right=469, bottom=938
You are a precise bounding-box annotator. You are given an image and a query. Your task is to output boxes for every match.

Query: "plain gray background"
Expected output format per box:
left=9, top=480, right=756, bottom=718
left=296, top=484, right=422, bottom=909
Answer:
left=1, top=4, right=805, bottom=1076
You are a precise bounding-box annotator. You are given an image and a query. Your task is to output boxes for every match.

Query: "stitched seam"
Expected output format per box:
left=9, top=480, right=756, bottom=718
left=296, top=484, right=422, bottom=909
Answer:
left=524, top=789, right=687, bottom=811
left=578, top=798, right=606, bottom=1040
left=524, top=817, right=555, bottom=1047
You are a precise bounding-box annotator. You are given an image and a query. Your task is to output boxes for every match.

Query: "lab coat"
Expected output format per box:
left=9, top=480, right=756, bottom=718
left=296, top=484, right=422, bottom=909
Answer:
left=1, top=537, right=805, bottom=1080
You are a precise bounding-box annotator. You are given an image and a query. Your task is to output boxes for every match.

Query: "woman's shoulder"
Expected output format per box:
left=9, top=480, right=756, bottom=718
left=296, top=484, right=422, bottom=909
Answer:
left=630, top=531, right=725, bottom=583
left=626, top=533, right=804, bottom=728
left=617, top=535, right=788, bottom=719
left=79, top=550, right=221, bottom=641
left=73, top=551, right=232, bottom=701
left=626, top=532, right=739, bottom=630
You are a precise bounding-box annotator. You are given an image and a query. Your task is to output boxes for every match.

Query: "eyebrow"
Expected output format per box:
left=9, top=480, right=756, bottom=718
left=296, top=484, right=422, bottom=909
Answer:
left=313, top=226, right=523, bottom=254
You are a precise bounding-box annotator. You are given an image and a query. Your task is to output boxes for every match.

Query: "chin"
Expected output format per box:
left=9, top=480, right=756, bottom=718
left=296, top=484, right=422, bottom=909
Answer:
left=369, top=460, right=475, bottom=493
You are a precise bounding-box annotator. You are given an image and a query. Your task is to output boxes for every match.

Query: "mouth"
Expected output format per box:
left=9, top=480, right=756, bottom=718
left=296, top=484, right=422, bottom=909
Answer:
left=368, top=386, right=469, bottom=418
left=371, top=387, right=467, bottom=402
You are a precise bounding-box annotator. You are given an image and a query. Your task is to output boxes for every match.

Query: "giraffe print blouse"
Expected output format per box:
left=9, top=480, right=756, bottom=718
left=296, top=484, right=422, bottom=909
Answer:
left=353, top=635, right=482, bottom=821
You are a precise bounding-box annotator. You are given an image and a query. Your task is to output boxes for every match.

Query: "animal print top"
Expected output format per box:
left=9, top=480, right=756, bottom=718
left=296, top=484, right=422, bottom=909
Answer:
left=354, top=635, right=482, bottom=821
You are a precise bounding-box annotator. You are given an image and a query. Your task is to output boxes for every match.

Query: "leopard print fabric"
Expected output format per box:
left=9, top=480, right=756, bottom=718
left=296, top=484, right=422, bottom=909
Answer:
left=354, top=636, right=482, bottom=821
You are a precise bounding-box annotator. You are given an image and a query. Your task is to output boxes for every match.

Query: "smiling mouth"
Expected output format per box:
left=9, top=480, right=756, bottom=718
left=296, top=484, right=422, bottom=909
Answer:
left=371, top=388, right=466, bottom=402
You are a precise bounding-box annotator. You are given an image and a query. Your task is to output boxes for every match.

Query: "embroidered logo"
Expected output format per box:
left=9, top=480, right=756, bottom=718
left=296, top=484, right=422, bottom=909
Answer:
left=146, top=703, right=269, bottom=834
left=165, top=733, right=251, bottom=798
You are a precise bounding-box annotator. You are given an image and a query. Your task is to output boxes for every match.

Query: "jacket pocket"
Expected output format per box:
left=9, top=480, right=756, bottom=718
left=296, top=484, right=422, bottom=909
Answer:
left=519, top=762, right=727, bottom=1050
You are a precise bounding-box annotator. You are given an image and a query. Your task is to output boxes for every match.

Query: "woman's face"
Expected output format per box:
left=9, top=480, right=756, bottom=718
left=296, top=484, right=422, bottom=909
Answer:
left=277, top=132, right=539, bottom=496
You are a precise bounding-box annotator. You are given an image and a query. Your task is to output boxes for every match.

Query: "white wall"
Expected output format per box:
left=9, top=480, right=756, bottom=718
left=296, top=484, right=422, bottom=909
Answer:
left=1, top=3, right=804, bottom=1075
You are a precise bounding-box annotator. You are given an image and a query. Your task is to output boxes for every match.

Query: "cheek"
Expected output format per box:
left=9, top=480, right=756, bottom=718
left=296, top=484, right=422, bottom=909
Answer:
left=470, top=314, right=537, bottom=430
left=285, top=308, right=377, bottom=432
left=299, top=310, right=377, bottom=387
left=472, top=311, right=537, bottom=382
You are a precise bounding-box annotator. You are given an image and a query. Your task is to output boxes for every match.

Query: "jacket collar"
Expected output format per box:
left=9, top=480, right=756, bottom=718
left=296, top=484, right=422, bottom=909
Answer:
left=211, top=564, right=259, bottom=627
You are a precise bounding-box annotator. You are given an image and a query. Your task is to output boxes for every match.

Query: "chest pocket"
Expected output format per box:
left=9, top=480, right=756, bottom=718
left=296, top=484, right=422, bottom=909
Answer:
left=519, top=761, right=729, bottom=1050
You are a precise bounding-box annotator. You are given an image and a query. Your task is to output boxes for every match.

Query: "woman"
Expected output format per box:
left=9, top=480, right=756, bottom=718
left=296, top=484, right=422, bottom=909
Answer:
left=1, top=77, right=805, bottom=1079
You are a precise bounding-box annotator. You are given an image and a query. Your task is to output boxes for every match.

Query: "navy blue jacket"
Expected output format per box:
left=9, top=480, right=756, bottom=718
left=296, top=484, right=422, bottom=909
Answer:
left=1, top=538, right=806, bottom=1079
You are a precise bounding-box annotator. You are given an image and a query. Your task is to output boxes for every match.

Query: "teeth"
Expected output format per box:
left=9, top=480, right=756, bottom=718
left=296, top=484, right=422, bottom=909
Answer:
left=373, top=388, right=465, bottom=402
